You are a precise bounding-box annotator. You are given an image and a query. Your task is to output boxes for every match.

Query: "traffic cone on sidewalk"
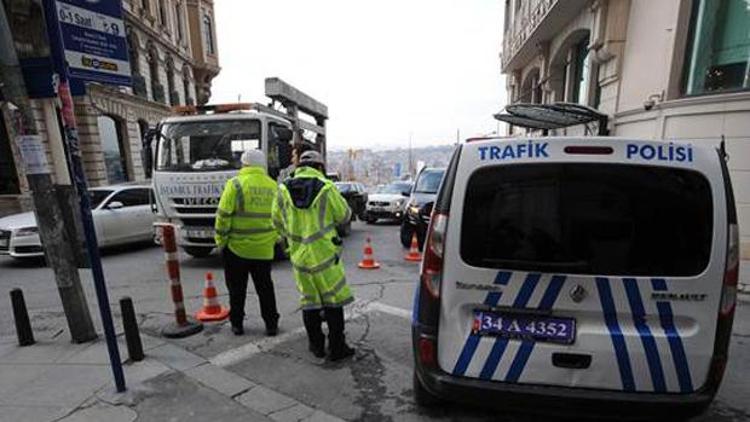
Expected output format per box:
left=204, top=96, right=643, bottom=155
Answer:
left=358, top=237, right=381, bottom=269
left=404, top=232, right=422, bottom=262
left=195, top=272, right=230, bottom=322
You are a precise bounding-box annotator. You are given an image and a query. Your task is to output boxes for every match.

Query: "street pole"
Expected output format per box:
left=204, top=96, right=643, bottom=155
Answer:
left=0, top=1, right=97, bottom=343
left=39, top=0, right=126, bottom=391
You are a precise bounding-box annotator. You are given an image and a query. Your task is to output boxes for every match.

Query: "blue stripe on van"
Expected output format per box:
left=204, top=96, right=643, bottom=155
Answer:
left=504, top=275, right=567, bottom=382
left=411, top=281, right=420, bottom=326
left=596, top=277, right=636, bottom=392
left=452, top=271, right=512, bottom=376
left=651, top=278, right=694, bottom=393
left=479, top=273, right=541, bottom=380
left=623, top=278, right=667, bottom=392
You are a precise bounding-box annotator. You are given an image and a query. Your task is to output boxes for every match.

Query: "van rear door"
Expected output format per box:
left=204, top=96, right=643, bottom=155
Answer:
left=438, top=138, right=728, bottom=393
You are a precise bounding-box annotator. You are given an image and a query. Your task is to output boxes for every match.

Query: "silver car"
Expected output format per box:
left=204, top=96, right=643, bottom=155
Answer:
left=0, top=184, right=155, bottom=259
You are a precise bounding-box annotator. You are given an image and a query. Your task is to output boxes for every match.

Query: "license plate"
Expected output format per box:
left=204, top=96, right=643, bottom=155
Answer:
left=185, top=228, right=214, bottom=238
left=473, top=311, right=576, bottom=344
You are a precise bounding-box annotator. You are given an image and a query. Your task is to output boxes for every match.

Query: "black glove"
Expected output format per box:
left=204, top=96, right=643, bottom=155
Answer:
left=331, top=237, right=343, bottom=246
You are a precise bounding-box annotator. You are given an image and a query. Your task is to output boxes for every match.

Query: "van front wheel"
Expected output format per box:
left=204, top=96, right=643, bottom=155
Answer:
left=413, top=371, right=441, bottom=407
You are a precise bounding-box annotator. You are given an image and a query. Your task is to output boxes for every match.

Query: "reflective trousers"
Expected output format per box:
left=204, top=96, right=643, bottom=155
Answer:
left=223, top=248, right=279, bottom=328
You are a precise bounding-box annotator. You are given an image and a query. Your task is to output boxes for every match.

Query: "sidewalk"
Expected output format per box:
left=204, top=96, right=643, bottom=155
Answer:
left=0, top=331, right=343, bottom=422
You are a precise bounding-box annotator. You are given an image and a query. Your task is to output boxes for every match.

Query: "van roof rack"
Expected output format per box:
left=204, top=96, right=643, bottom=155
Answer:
left=493, top=102, right=609, bottom=136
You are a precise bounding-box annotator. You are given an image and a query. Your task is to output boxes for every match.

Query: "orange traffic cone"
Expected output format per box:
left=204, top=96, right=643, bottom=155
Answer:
left=405, top=232, right=422, bottom=262
left=195, top=272, right=230, bottom=322
left=358, top=237, right=381, bottom=269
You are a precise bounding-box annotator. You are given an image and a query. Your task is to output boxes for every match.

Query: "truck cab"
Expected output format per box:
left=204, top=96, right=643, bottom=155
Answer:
left=148, top=107, right=293, bottom=257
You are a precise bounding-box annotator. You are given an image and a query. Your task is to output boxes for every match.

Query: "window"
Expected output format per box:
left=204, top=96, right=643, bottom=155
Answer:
left=0, top=117, right=20, bottom=195
left=97, top=115, right=130, bottom=184
left=203, top=14, right=215, bottom=55
left=175, top=2, right=184, bottom=41
left=89, top=190, right=114, bottom=208
left=571, top=36, right=591, bottom=104
left=414, top=169, right=445, bottom=194
left=684, top=0, right=750, bottom=95
left=166, top=58, right=176, bottom=105
left=158, top=0, right=167, bottom=26
left=108, top=189, right=150, bottom=207
left=460, top=163, right=713, bottom=277
left=182, top=70, right=192, bottom=104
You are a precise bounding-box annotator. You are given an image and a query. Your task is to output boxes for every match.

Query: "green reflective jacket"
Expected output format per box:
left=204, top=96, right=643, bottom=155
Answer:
left=215, top=166, right=279, bottom=260
left=272, top=167, right=353, bottom=308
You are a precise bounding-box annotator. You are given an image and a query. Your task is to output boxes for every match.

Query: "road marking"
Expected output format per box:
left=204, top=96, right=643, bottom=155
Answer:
left=209, top=301, right=411, bottom=368
left=367, top=301, right=412, bottom=319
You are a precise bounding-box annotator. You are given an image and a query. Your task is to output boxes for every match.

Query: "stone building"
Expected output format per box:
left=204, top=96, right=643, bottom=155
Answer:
left=501, top=0, right=750, bottom=258
left=0, top=0, right=220, bottom=216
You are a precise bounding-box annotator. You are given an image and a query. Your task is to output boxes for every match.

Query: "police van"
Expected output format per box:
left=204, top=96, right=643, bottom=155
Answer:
left=412, top=137, right=739, bottom=419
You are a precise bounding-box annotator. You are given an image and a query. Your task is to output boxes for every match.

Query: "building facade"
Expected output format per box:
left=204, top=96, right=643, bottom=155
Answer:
left=0, top=0, right=220, bottom=216
left=501, top=0, right=750, bottom=258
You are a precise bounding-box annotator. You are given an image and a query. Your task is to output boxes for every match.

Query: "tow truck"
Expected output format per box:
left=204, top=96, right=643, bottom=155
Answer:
left=142, top=78, right=335, bottom=258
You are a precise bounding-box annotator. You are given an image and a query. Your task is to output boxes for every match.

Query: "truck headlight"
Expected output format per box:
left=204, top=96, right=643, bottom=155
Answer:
left=15, top=227, right=38, bottom=237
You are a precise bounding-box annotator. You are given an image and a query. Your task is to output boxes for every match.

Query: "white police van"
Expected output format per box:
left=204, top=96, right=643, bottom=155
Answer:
left=412, top=137, right=739, bottom=420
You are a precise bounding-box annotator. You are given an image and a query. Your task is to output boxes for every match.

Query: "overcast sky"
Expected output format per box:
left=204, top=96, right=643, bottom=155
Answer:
left=211, top=1, right=506, bottom=150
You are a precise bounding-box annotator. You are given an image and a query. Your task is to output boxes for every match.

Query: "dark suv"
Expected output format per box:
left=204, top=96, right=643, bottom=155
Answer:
left=400, top=167, right=445, bottom=249
left=335, top=181, right=368, bottom=220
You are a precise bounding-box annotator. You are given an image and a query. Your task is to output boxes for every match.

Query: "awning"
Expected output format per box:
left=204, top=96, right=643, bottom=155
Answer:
left=493, top=102, right=609, bottom=135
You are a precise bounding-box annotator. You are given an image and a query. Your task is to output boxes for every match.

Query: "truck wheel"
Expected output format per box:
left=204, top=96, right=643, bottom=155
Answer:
left=413, top=371, right=441, bottom=407
left=400, top=221, right=413, bottom=248
left=184, top=247, right=213, bottom=258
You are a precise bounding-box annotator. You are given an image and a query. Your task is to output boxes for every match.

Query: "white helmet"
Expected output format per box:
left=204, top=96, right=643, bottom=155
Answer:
left=241, top=149, right=266, bottom=169
left=298, top=150, right=325, bottom=167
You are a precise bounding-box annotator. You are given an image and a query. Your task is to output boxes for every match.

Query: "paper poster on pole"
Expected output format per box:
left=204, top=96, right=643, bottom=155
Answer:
left=17, top=135, right=50, bottom=175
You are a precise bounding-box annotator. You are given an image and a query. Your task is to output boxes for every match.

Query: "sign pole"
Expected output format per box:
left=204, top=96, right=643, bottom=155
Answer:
left=42, top=0, right=126, bottom=392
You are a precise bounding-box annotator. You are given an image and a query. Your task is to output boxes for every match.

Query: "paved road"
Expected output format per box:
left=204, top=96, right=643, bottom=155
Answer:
left=1, top=221, right=749, bottom=421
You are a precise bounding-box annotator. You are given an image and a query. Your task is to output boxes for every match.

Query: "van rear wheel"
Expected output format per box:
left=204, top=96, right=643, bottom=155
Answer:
left=413, top=371, right=441, bottom=407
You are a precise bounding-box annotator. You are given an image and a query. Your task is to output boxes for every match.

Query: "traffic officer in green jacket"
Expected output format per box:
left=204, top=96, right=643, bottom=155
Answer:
left=215, top=149, right=280, bottom=336
left=272, top=150, right=355, bottom=361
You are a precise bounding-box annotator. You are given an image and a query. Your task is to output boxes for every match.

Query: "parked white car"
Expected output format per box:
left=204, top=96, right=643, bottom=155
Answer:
left=0, top=184, right=155, bottom=259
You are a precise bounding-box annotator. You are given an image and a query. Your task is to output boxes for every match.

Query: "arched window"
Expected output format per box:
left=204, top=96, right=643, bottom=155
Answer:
left=148, top=45, right=165, bottom=103
left=97, top=115, right=130, bottom=184
left=182, top=65, right=193, bottom=105
left=126, top=27, right=139, bottom=74
left=203, top=14, right=215, bottom=55
left=165, top=56, right=177, bottom=105
left=175, top=2, right=184, bottom=42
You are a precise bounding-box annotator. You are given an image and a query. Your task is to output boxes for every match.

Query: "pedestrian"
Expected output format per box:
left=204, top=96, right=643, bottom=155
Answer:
left=215, top=149, right=280, bottom=336
left=278, top=142, right=314, bottom=182
left=272, top=150, right=356, bottom=361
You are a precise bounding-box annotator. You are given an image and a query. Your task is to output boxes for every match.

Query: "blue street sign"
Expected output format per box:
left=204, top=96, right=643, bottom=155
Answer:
left=53, top=0, right=132, bottom=87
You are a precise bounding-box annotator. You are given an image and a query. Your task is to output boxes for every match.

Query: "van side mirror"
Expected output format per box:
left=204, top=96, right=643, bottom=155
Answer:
left=107, top=201, right=124, bottom=210
left=274, top=127, right=293, bottom=142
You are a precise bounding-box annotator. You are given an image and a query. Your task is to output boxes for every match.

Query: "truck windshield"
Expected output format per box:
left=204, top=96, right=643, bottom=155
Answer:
left=157, top=119, right=261, bottom=172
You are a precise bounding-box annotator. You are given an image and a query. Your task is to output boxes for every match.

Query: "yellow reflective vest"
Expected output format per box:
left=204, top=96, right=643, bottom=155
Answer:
left=215, top=166, right=279, bottom=260
left=272, top=167, right=353, bottom=309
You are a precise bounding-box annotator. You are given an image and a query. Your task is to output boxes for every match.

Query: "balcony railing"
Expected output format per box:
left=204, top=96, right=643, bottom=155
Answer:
left=501, top=0, right=557, bottom=70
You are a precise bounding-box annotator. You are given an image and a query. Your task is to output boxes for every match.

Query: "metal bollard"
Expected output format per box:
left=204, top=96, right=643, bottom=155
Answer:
left=119, top=297, right=144, bottom=362
left=160, top=224, right=203, bottom=338
left=10, top=289, right=35, bottom=346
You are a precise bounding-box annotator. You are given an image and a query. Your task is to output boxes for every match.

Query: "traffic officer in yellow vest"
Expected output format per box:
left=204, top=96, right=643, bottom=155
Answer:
left=272, top=150, right=355, bottom=361
left=215, top=149, right=280, bottom=336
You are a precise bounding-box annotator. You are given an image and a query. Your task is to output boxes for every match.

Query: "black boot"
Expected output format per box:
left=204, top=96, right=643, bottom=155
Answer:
left=265, top=314, right=280, bottom=337
left=324, top=307, right=355, bottom=362
left=303, top=309, right=326, bottom=358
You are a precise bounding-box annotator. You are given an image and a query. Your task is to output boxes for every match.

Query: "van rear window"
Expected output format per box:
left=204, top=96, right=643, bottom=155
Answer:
left=461, top=163, right=713, bottom=277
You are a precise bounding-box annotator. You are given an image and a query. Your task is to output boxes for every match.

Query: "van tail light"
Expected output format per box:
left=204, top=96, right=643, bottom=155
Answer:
left=421, top=213, right=447, bottom=299
left=418, top=336, right=437, bottom=368
left=720, top=223, right=739, bottom=317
